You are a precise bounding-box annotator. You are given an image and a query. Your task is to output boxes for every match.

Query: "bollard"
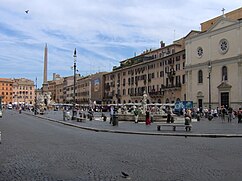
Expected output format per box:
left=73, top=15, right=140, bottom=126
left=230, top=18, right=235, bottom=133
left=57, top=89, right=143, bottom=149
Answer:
left=112, top=115, right=118, bottom=126
left=89, top=114, right=93, bottom=121
left=63, top=111, right=66, bottom=121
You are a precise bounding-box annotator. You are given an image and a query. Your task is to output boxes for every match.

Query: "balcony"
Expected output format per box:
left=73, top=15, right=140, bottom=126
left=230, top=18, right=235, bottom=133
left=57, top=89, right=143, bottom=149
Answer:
left=130, top=93, right=143, bottom=97
left=149, top=90, right=164, bottom=97
left=163, top=83, right=182, bottom=90
left=103, top=93, right=114, bottom=100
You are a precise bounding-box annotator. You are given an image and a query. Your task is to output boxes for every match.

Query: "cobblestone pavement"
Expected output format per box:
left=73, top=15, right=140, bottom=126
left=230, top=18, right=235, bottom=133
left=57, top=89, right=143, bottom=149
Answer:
left=1, top=110, right=242, bottom=181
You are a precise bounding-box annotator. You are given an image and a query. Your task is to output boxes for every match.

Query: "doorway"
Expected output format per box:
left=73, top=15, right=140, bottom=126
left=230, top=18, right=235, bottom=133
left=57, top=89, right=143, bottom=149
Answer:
left=221, top=92, right=229, bottom=108
left=198, top=99, right=203, bottom=108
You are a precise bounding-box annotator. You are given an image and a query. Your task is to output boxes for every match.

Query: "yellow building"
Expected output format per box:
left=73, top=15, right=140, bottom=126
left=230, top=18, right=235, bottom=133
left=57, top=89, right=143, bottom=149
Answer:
left=47, top=73, right=64, bottom=103
left=103, top=37, right=190, bottom=104
left=76, top=72, right=106, bottom=105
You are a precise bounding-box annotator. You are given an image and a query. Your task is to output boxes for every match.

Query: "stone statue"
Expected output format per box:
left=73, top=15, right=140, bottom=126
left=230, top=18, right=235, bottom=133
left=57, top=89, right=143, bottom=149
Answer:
left=142, top=91, right=148, bottom=114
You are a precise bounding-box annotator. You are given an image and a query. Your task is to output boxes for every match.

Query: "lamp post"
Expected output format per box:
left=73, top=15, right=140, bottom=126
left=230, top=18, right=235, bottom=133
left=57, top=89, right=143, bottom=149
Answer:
left=72, top=48, right=77, bottom=120
left=208, top=61, right=212, bottom=119
left=34, top=77, right=37, bottom=115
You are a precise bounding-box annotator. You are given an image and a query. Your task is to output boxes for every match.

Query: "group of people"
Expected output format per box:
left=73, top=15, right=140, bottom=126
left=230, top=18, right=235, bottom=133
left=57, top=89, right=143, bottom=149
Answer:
left=133, top=106, right=173, bottom=125
left=194, top=106, right=242, bottom=123
left=133, top=107, right=151, bottom=125
left=111, top=104, right=242, bottom=125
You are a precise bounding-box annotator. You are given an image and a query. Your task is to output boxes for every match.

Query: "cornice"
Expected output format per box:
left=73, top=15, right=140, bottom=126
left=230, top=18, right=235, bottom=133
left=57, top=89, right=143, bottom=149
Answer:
left=185, top=54, right=242, bottom=70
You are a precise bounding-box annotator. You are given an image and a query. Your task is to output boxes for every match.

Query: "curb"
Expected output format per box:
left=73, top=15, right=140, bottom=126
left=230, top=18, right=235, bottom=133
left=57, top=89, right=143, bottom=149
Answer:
left=23, top=112, right=242, bottom=138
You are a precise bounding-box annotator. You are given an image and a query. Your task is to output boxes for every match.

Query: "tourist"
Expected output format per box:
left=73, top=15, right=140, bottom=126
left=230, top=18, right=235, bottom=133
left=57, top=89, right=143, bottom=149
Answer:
left=238, top=108, right=242, bottom=123
left=213, top=108, right=218, bottom=117
left=221, top=106, right=226, bottom=122
left=184, top=109, right=192, bottom=125
left=110, top=106, right=114, bottom=124
left=145, top=111, right=151, bottom=125
left=166, top=107, right=172, bottom=123
left=228, top=107, right=233, bottom=122
left=133, top=107, right=139, bottom=123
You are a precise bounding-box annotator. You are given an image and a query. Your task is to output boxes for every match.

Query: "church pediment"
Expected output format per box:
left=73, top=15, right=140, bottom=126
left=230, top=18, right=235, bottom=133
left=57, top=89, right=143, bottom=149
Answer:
left=184, top=30, right=200, bottom=40
left=217, top=82, right=232, bottom=90
left=206, top=17, right=237, bottom=32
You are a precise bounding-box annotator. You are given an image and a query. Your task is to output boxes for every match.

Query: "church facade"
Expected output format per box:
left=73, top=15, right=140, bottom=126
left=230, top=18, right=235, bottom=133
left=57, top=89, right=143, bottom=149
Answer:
left=185, top=17, right=242, bottom=109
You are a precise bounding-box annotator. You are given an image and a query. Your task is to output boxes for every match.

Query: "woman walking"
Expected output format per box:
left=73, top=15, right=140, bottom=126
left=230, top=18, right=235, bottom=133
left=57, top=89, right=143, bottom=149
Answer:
left=145, top=111, right=151, bottom=125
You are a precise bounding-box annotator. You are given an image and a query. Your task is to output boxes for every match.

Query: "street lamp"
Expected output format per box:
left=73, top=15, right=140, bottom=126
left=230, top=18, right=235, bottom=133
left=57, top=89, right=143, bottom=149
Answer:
left=72, top=48, right=77, bottom=120
left=208, top=61, right=212, bottom=120
left=34, top=77, right=37, bottom=115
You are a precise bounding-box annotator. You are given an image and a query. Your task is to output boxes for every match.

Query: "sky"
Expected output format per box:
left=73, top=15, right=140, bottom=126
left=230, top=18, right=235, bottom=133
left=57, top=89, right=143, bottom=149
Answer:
left=0, top=0, right=241, bottom=88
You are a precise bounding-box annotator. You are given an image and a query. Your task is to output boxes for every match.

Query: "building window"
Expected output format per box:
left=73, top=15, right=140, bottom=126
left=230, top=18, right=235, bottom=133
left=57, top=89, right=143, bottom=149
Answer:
left=160, top=71, right=164, bottom=77
left=176, top=56, right=180, bottom=61
left=198, top=70, right=203, bottom=83
left=182, top=54, right=186, bottom=59
left=182, top=74, right=185, bottom=84
left=197, top=47, right=203, bottom=58
left=123, top=89, right=126, bottom=95
left=219, top=39, right=229, bottom=54
left=176, top=64, right=180, bottom=71
left=222, top=66, right=228, bottom=81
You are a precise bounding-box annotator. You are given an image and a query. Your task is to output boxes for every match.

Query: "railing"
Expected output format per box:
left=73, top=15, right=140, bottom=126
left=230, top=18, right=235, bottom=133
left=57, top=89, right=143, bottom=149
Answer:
left=130, top=93, right=143, bottom=97
left=163, top=83, right=182, bottom=89
left=149, top=91, right=164, bottom=97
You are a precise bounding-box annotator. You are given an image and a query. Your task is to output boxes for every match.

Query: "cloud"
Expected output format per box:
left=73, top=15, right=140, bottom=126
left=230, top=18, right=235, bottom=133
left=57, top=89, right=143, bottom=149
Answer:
left=0, top=0, right=241, bottom=86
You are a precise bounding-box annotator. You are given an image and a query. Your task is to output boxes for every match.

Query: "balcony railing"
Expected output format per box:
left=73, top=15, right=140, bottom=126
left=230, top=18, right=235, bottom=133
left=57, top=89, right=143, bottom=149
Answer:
left=149, top=90, right=164, bottom=97
left=130, top=93, right=143, bottom=97
left=163, top=83, right=182, bottom=89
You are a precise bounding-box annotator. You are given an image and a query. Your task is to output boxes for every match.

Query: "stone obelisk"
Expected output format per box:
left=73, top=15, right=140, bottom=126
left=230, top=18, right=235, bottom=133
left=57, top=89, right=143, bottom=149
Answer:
left=42, top=43, right=48, bottom=93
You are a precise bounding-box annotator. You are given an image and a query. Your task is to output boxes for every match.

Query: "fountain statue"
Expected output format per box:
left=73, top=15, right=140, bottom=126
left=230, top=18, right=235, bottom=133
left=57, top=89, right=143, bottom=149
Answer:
left=142, top=91, right=148, bottom=114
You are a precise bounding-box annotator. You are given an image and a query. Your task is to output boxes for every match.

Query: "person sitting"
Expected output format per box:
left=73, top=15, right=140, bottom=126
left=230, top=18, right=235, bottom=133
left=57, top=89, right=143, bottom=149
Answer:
left=184, top=109, right=192, bottom=125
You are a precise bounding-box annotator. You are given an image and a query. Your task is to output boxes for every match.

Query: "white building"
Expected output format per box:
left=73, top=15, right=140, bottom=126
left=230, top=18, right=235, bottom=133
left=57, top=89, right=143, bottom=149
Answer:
left=185, top=16, right=242, bottom=109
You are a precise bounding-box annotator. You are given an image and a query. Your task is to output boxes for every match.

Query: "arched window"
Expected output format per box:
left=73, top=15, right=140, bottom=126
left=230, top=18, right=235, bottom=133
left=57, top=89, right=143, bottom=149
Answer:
left=198, top=70, right=203, bottom=83
left=222, top=66, right=228, bottom=81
